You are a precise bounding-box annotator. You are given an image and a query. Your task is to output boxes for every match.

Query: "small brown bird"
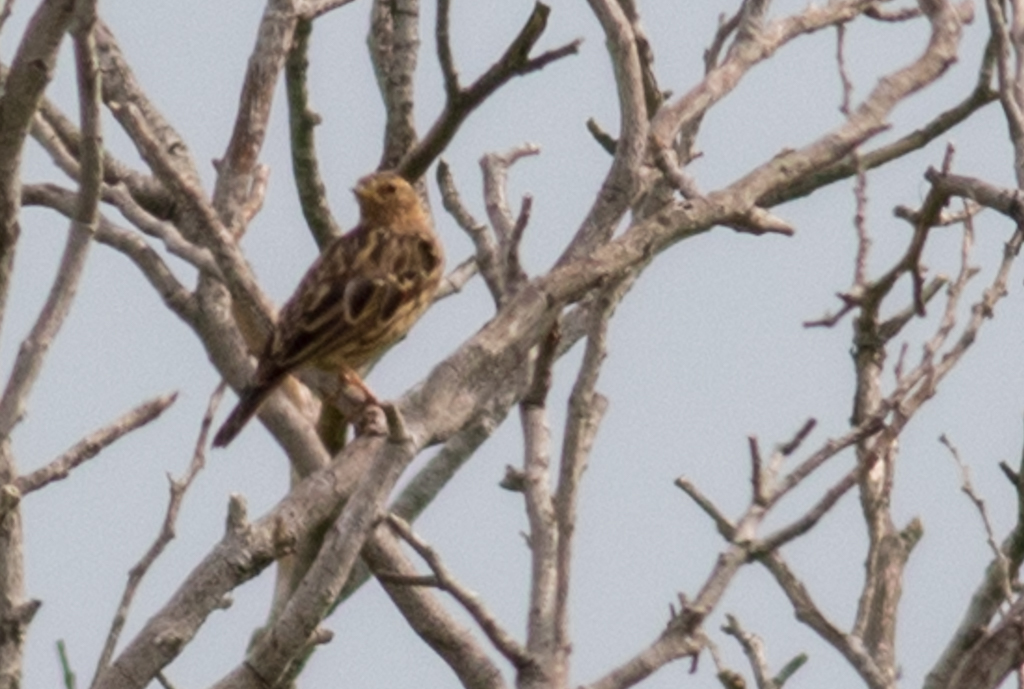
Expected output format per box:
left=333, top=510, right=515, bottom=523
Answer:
left=213, top=171, right=445, bottom=448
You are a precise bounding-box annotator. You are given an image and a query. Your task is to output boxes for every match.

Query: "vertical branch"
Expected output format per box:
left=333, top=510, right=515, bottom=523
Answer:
left=211, top=0, right=298, bottom=226
left=369, top=0, right=421, bottom=170
left=0, top=3, right=76, bottom=687
left=0, top=0, right=75, bottom=363
left=0, top=0, right=102, bottom=439
left=286, top=17, right=342, bottom=249
left=552, top=294, right=611, bottom=673
left=481, top=143, right=540, bottom=301
left=986, top=0, right=1024, bottom=184
left=519, top=325, right=561, bottom=689
left=558, top=0, right=647, bottom=263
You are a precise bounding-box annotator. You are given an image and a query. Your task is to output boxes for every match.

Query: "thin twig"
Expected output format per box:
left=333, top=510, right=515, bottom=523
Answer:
left=940, top=433, right=1012, bottom=602
left=385, top=515, right=532, bottom=668
left=722, top=614, right=773, bottom=689
left=437, top=160, right=503, bottom=302
left=14, top=393, right=178, bottom=497
left=398, top=2, right=580, bottom=180
left=89, top=383, right=223, bottom=687
left=433, top=256, right=478, bottom=301
left=675, top=477, right=736, bottom=540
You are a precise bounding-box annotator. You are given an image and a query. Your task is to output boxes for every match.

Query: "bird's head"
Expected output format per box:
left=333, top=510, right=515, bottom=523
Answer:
left=352, top=171, right=423, bottom=225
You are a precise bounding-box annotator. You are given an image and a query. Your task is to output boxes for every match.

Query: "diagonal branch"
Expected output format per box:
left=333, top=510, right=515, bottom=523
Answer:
left=20, top=184, right=200, bottom=326
left=385, top=515, right=532, bottom=669
left=397, top=2, right=580, bottom=181
left=13, top=392, right=177, bottom=498
left=209, top=433, right=417, bottom=689
left=211, top=0, right=298, bottom=228
left=360, top=525, right=509, bottom=689
left=557, top=0, right=645, bottom=264
left=89, top=384, right=221, bottom=688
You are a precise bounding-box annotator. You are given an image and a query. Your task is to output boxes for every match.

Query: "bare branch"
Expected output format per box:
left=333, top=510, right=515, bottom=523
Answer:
left=553, top=286, right=613, bottom=665
left=753, top=466, right=860, bottom=554
left=297, top=0, right=357, bottom=19
left=95, top=20, right=203, bottom=220
left=675, top=477, right=736, bottom=540
left=759, top=552, right=889, bottom=689
left=520, top=324, right=560, bottom=677
left=942, top=597, right=1024, bottom=689
left=210, top=1, right=297, bottom=228
left=0, top=0, right=100, bottom=439
left=722, top=615, right=786, bottom=689
left=21, top=184, right=200, bottom=326
left=360, top=526, right=509, bottom=689
left=209, top=433, right=417, bottom=689
left=0, top=0, right=76, bottom=365
left=433, top=256, right=478, bottom=301
left=866, top=5, right=923, bottom=22
left=13, top=393, right=177, bottom=497
left=386, top=515, right=532, bottom=669
left=557, top=0, right=645, bottom=263
left=437, top=159, right=504, bottom=302
left=285, top=17, right=341, bottom=250
left=928, top=422, right=1024, bottom=689
left=370, top=0, right=421, bottom=171
left=765, top=18, right=995, bottom=208
left=985, top=0, right=1024, bottom=182
left=398, top=2, right=580, bottom=181
left=481, top=143, right=540, bottom=299
left=112, top=102, right=275, bottom=338
left=102, top=184, right=224, bottom=279
left=940, top=434, right=1012, bottom=601
left=90, top=384, right=222, bottom=687
left=29, top=86, right=171, bottom=214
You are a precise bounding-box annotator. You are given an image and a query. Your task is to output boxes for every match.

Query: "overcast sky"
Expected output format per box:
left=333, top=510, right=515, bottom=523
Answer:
left=4, top=2, right=1022, bottom=688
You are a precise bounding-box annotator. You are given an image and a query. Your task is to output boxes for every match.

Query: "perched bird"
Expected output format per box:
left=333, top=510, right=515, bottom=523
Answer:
left=212, top=171, right=445, bottom=448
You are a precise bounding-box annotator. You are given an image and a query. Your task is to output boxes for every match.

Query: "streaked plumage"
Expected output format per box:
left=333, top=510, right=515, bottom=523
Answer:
left=213, top=171, right=444, bottom=448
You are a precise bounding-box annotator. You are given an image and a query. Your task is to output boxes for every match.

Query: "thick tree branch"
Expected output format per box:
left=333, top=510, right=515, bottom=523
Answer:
left=208, top=429, right=414, bottom=689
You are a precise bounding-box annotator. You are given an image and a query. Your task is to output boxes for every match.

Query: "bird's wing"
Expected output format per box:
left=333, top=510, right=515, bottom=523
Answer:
left=261, top=222, right=442, bottom=375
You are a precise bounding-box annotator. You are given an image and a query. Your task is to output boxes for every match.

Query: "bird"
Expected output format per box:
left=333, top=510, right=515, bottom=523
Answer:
left=212, top=171, right=445, bottom=448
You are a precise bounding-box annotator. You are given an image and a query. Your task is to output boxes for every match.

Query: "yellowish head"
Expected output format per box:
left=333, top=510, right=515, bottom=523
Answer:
left=352, top=171, right=424, bottom=225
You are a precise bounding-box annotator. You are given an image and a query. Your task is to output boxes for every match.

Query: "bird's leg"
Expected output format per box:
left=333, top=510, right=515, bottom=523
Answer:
left=339, top=368, right=381, bottom=406
left=337, top=368, right=387, bottom=437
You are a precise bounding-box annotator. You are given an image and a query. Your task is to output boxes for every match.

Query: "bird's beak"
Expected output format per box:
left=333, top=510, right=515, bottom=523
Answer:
left=352, top=183, right=370, bottom=201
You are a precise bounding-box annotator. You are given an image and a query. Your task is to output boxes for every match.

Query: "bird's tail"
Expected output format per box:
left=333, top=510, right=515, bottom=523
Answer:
left=212, top=382, right=277, bottom=448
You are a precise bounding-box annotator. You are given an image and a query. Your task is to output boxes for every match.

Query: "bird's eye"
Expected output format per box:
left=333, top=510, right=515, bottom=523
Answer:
left=380, top=182, right=397, bottom=195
